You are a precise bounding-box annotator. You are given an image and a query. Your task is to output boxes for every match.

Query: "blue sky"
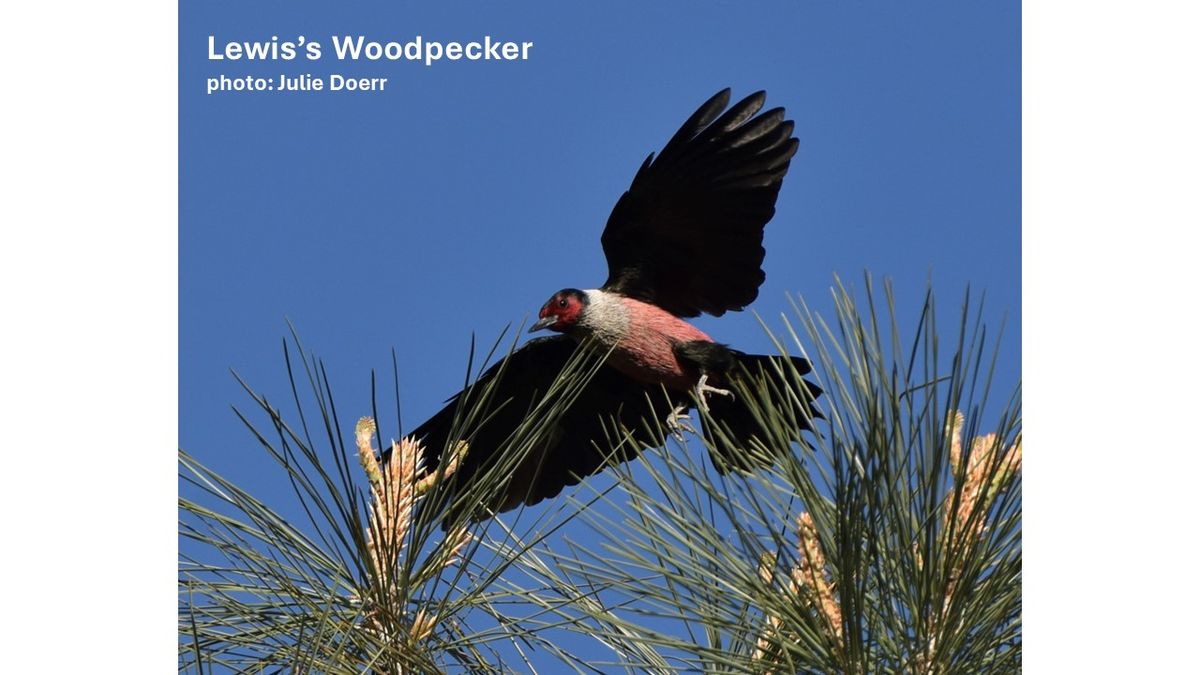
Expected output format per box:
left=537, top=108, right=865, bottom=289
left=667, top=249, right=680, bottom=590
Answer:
left=181, top=0, right=1019, bottom=666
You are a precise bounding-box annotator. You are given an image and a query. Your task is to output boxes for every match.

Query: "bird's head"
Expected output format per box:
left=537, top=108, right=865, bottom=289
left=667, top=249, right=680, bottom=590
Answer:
left=530, top=288, right=588, bottom=333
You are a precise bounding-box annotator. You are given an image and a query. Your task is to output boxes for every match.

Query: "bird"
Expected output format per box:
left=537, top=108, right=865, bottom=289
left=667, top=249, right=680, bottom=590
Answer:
left=404, top=88, right=821, bottom=519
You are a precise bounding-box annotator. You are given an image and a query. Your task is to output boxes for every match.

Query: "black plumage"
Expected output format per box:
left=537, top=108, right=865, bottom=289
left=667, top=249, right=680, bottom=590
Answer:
left=601, top=89, right=799, bottom=318
left=410, top=336, right=680, bottom=515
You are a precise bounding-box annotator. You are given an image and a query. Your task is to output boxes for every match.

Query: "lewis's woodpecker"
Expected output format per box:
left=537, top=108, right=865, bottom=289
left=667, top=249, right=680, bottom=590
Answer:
left=408, top=89, right=820, bottom=516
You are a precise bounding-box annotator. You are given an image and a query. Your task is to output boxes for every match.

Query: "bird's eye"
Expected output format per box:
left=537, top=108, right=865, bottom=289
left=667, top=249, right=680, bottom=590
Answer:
left=558, top=298, right=568, bottom=308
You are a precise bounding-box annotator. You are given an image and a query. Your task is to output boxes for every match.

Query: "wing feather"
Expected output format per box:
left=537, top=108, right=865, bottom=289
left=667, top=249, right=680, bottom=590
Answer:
left=600, top=89, right=798, bottom=317
left=407, top=336, right=682, bottom=517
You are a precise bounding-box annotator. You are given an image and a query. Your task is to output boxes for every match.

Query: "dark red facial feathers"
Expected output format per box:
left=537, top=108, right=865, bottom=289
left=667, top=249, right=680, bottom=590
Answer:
left=530, top=288, right=588, bottom=333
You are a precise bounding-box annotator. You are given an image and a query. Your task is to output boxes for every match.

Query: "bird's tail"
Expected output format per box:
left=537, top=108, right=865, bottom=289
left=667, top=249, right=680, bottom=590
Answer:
left=702, top=353, right=822, bottom=473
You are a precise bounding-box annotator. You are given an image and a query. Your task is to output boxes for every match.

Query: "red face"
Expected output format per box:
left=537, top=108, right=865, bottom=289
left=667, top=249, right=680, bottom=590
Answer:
left=530, top=289, right=586, bottom=333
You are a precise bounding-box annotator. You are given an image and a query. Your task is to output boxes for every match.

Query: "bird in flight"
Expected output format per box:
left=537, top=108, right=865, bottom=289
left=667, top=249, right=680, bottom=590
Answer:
left=407, top=89, right=820, bottom=518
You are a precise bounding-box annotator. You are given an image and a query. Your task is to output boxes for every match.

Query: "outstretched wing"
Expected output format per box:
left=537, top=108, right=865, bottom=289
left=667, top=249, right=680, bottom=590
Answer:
left=407, top=336, right=684, bottom=517
left=600, top=89, right=799, bottom=318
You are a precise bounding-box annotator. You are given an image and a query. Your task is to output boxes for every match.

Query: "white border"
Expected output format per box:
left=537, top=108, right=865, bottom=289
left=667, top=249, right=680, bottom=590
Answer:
left=4, top=0, right=1198, bottom=668
left=1025, top=1, right=1199, bottom=670
left=1, top=1, right=177, bottom=667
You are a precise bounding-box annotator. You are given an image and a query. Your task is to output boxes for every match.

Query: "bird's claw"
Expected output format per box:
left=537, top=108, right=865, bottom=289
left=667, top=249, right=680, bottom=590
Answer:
left=666, top=404, right=696, bottom=442
left=694, top=374, right=734, bottom=412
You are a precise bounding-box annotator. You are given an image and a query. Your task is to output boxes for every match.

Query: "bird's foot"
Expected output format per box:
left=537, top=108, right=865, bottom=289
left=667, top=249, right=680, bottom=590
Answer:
left=694, top=374, right=734, bottom=412
left=666, top=404, right=696, bottom=442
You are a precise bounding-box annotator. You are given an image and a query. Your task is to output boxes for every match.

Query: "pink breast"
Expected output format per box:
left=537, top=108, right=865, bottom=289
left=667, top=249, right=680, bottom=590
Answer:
left=607, top=298, right=714, bottom=390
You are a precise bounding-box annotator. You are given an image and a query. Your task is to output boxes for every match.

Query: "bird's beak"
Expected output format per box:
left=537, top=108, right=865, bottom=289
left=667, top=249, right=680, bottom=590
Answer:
left=529, top=316, right=557, bottom=333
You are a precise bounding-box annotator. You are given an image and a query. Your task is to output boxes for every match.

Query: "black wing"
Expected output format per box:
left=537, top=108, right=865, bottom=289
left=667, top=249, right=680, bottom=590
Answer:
left=407, top=336, right=685, bottom=517
left=600, top=89, right=799, bottom=318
